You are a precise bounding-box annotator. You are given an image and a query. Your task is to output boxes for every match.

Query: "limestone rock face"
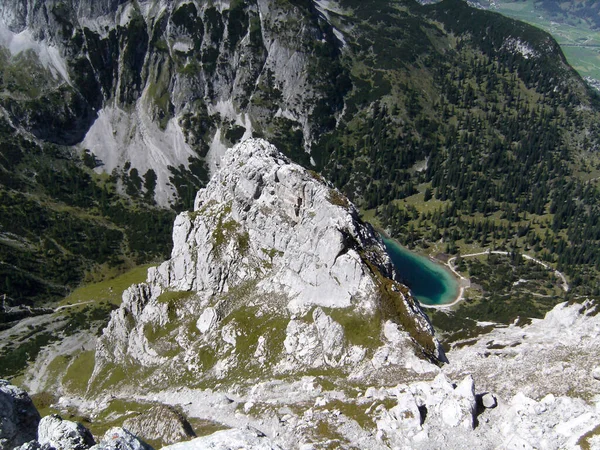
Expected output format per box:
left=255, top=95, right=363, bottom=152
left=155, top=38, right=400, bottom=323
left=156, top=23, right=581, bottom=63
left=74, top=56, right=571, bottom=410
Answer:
left=37, top=415, right=95, bottom=450
left=0, top=380, right=41, bottom=450
left=94, top=139, right=441, bottom=390
left=0, top=0, right=347, bottom=205
left=154, top=138, right=393, bottom=312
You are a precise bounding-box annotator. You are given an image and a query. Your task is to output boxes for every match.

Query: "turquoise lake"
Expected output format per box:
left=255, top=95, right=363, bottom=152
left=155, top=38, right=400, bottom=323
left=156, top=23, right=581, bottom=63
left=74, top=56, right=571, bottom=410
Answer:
left=382, top=237, right=459, bottom=306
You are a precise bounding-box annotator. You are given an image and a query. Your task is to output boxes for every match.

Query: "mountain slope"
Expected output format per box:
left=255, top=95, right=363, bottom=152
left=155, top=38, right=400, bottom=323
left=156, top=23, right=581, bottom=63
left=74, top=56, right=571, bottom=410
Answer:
left=0, top=117, right=175, bottom=308
left=316, top=0, right=600, bottom=305
left=2, top=0, right=600, bottom=384
left=90, top=139, right=443, bottom=396
left=0, top=0, right=349, bottom=206
left=12, top=300, right=600, bottom=449
left=26, top=140, right=598, bottom=450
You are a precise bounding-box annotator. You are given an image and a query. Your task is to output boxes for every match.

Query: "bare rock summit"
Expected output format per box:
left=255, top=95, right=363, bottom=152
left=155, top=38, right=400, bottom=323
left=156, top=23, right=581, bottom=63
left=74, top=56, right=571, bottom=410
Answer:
left=93, top=139, right=443, bottom=392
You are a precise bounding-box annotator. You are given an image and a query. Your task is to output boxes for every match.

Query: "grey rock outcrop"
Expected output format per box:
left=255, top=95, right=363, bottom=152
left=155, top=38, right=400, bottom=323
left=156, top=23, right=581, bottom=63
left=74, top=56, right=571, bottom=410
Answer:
left=89, top=428, right=151, bottom=450
left=376, top=373, right=478, bottom=446
left=93, top=139, right=441, bottom=391
left=0, top=380, right=41, bottom=450
left=37, top=415, right=95, bottom=450
left=122, top=406, right=195, bottom=446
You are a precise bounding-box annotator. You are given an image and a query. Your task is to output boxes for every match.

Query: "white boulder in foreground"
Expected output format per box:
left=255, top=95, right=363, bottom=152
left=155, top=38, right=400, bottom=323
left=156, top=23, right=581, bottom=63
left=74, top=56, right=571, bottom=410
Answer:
left=90, top=427, right=152, bottom=450
left=38, top=415, right=95, bottom=450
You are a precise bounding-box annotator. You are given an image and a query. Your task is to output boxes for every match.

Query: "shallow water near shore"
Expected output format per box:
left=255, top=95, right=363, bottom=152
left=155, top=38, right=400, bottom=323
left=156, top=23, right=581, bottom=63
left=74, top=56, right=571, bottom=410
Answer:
left=382, top=237, right=459, bottom=306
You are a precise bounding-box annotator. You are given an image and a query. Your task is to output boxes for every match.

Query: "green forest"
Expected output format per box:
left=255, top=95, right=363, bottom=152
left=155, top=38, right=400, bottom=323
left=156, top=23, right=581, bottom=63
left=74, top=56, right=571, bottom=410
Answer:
left=314, top=0, right=600, bottom=308
left=0, top=117, right=175, bottom=311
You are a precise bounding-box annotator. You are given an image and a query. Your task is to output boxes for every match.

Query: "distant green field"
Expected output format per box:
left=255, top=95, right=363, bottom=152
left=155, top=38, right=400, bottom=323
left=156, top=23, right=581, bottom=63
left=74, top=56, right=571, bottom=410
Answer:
left=479, top=0, right=600, bottom=81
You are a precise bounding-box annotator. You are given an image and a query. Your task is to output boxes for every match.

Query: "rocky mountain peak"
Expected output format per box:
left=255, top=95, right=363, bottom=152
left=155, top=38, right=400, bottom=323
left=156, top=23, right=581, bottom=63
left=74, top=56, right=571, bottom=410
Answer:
left=92, top=138, right=442, bottom=392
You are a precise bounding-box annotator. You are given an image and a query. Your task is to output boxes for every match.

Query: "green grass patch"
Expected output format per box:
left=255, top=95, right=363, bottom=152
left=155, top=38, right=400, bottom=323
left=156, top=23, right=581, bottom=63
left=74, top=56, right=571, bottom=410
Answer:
left=212, top=205, right=242, bottom=258
left=224, top=306, right=288, bottom=362
left=236, top=231, right=250, bottom=256
left=43, top=354, right=70, bottom=389
left=156, top=290, right=193, bottom=304
left=87, top=362, right=128, bottom=396
left=0, top=332, right=56, bottom=379
left=30, top=391, right=59, bottom=417
left=63, top=350, right=96, bottom=395
left=328, top=189, right=350, bottom=208
left=359, top=208, right=382, bottom=229
left=188, top=418, right=229, bottom=437
left=362, top=258, right=438, bottom=361
left=578, top=423, right=600, bottom=450
left=326, top=308, right=382, bottom=349
left=60, top=264, right=154, bottom=307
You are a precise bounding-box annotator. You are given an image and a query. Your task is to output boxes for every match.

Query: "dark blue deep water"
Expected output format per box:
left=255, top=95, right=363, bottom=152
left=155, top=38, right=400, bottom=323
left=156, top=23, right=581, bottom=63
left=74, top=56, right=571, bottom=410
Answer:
left=382, top=237, right=459, bottom=306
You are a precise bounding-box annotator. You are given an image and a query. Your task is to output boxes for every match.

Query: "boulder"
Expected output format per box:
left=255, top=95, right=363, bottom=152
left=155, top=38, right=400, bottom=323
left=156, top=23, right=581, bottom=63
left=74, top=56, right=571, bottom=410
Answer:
left=122, top=405, right=195, bottom=446
left=482, top=393, right=497, bottom=409
left=89, top=428, right=152, bottom=450
left=38, top=415, right=95, bottom=450
left=389, top=393, right=422, bottom=430
left=0, top=380, right=41, bottom=450
left=440, top=375, right=477, bottom=429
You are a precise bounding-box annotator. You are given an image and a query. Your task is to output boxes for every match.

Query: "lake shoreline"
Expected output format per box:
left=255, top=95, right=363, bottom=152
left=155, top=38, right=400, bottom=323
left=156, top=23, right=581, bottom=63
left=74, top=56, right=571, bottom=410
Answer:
left=378, top=230, right=463, bottom=308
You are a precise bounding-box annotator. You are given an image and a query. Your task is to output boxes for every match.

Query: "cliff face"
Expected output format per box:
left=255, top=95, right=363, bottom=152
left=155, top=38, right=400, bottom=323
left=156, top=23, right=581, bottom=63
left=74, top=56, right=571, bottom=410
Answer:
left=0, top=0, right=344, bottom=205
left=92, top=138, right=443, bottom=392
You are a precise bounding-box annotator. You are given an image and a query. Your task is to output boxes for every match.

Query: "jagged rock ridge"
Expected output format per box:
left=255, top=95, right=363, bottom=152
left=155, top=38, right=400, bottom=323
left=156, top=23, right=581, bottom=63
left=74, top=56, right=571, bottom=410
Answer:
left=92, top=138, right=442, bottom=392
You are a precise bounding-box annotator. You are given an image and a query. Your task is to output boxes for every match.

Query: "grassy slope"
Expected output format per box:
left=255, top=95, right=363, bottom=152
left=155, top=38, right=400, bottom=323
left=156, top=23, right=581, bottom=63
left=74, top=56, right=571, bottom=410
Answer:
left=0, top=264, right=152, bottom=381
